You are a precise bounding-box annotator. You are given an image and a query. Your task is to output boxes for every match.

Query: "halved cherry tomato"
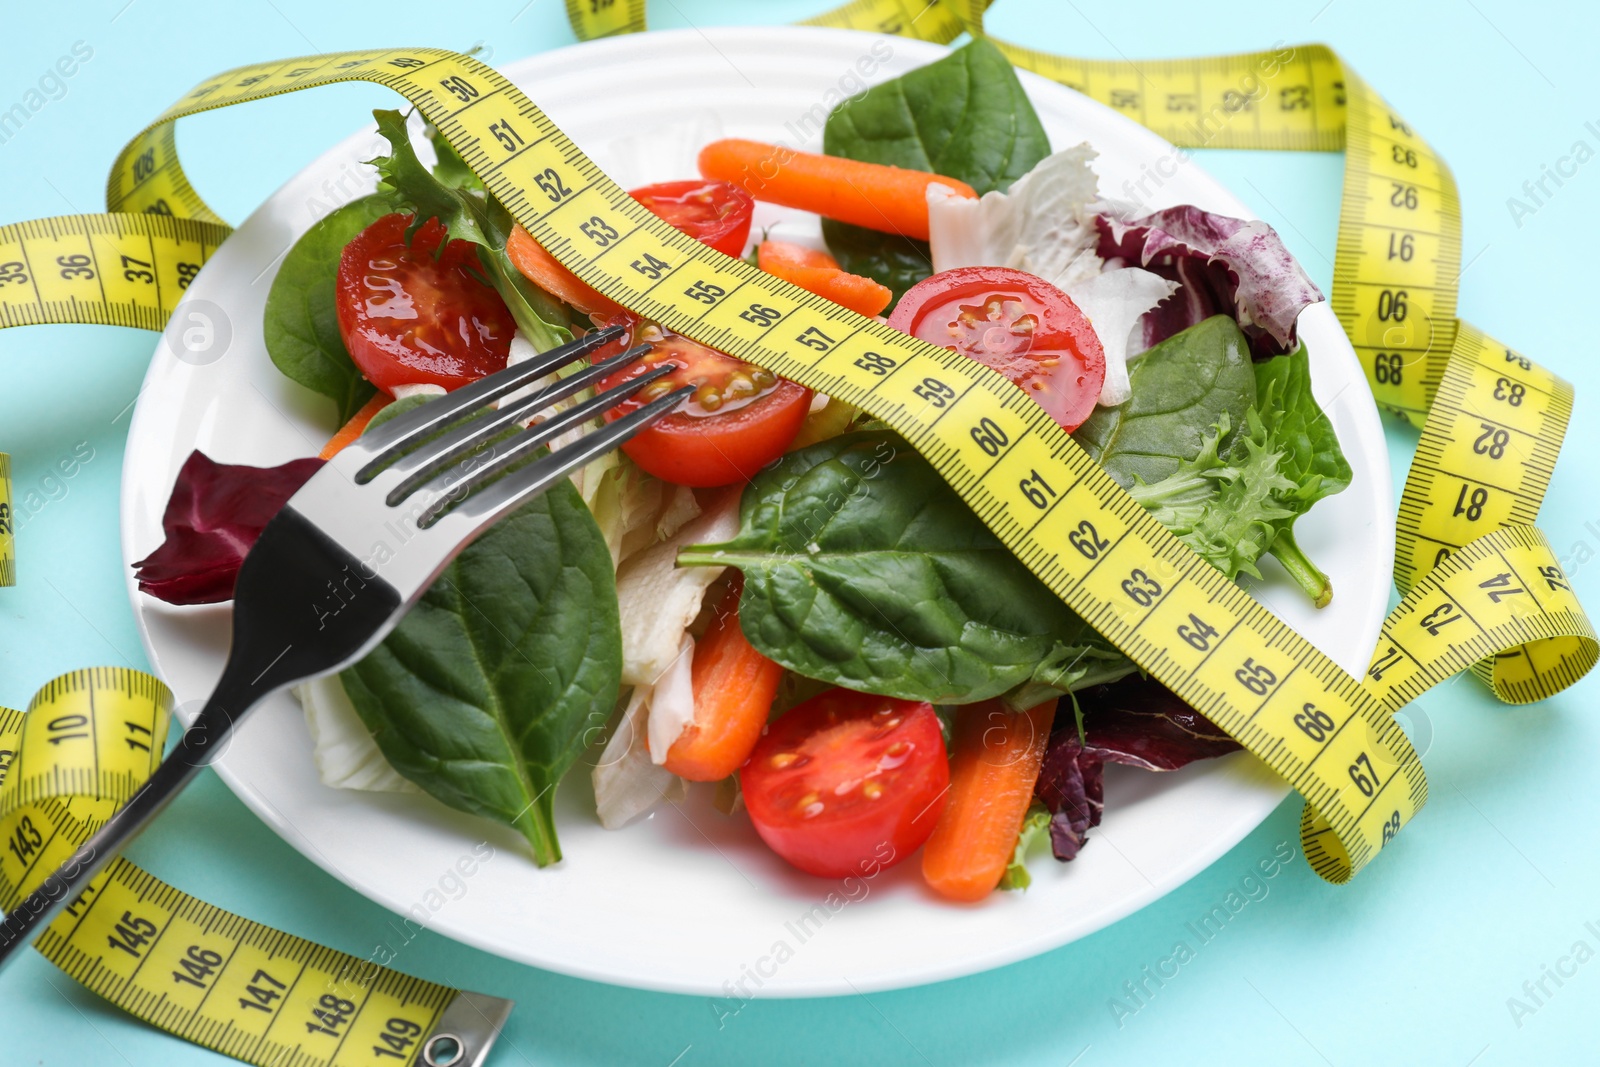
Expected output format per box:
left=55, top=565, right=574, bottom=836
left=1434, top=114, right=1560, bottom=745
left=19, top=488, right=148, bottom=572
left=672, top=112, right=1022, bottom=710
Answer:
left=740, top=688, right=950, bottom=879
left=888, top=266, right=1105, bottom=432
left=629, top=180, right=754, bottom=258
left=593, top=314, right=811, bottom=487
left=336, top=213, right=514, bottom=394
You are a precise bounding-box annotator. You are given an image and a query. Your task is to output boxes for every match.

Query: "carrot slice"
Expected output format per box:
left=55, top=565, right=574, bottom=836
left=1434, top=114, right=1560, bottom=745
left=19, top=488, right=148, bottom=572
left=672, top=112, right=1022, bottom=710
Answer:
left=505, top=224, right=623, bottom=319
left=757, top=240, right=893, bottom=317
left=699, top=139, right=976, bottom=240
left=921, top=699, right=1057, bottom=902
left=317, top=393, right=390, bottom=460
left=664, top=577, right=785, bottom=782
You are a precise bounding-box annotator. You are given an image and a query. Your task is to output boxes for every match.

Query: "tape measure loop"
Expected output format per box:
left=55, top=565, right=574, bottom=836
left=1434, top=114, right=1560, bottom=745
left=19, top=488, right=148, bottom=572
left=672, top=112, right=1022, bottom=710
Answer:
left=0, top=668, right=512, bottom=1067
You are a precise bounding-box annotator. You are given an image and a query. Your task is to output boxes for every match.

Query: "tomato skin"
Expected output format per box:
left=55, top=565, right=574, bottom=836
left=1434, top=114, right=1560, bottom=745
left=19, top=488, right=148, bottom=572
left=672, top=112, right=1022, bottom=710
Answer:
left=593, top=315, right=811, bottom=487
left=741, top=688, right=950, bottom=879
left=629, top=180, right=754, bottom=257
left=888, top=266, right=1105, bottom=432
left=336, top=213, right=515, bottom=394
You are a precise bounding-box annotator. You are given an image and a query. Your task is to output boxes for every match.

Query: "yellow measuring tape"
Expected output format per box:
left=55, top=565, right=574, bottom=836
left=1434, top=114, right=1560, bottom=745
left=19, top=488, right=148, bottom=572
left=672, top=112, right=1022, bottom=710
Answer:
left=0, top=2, right=1588, bottom=1062
left=0, top=669, right=508, bottom=1066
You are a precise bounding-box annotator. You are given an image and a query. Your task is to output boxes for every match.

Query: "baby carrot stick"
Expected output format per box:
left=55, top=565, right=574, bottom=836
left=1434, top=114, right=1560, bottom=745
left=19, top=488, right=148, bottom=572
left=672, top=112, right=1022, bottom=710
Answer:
left=664, top=577, right=785, bottom=782
left=699, top=139, right=976, bottom=240
left=506, top=224, right=624, bottom=319
left=757, top=240, right=893, bottom=317
left=921, top=699, right=1057, bottom=902
left=317, top=393, right=390, bottom=460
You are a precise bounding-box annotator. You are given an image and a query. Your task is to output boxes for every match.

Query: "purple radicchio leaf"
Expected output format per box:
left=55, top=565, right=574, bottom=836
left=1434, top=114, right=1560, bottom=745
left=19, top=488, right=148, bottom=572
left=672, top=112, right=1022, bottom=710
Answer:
left=133, top=450, right=324, bottom=605
left=1095, top=204, right=1324, bottom=358
left=1035, top=674, right=1242, bottom=862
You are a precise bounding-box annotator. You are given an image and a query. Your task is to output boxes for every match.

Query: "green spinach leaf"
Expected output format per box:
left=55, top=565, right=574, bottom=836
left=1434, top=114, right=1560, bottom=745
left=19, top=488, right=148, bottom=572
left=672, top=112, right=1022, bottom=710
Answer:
left=820, top=39, right=1051, bottom=299
left=824, top=39, right=1050, bottom=195
left=678, top=432, right=1128, bottom=705
left=341, top=466, right=621, bottom=866
left=1072, top=314, right=1259, bottom=487
left=263, top=194, right=388, bottom=424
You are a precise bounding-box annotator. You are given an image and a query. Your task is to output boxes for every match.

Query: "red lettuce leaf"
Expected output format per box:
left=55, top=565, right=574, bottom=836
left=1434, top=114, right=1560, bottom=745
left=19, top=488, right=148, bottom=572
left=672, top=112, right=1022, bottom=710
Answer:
left=133, top=450, right=323, bottom=605
left=1096, top=205, right=1324, bottom=358
left=1035, top=674, right=1242, bottom=861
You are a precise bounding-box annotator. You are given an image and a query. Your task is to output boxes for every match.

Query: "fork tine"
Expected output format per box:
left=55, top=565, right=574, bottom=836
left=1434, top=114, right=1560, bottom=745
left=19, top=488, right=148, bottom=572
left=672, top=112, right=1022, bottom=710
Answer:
left=376, top=343, right=652, bottom=498
left=400, top=363, right=678, bottom=509
left=417, top=383, right=696, bottom=529
left=387, top=358, right=674, bottom=506
left=354, top=323, right=627, bottom=480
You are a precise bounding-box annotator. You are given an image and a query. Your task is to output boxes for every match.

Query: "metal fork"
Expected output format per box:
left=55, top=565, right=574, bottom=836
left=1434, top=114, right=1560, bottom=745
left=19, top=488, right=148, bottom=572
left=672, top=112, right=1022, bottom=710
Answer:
left=0, top=323, right=688, bottom=969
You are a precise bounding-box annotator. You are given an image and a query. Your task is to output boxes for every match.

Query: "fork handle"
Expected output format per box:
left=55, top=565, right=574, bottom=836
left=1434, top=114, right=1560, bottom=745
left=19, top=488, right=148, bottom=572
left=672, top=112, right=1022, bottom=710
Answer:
left=0, top=677, right=250, bottom=972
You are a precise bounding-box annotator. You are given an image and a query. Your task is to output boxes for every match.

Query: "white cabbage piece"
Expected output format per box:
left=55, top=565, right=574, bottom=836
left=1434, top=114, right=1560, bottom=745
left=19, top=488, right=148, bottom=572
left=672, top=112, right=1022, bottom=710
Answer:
left=645, top=634, right=697, bottom=766
left=294, top=677, right=419, bottom=794
left=593, top=685, right=689, bottom=829
left=586, top=459, right=701, bottom=569
left=927, top=144, right=1104, bottom=290
left=616, top=489, right=741, bottom=689
left=1063, top=268, right=1178, bottom=407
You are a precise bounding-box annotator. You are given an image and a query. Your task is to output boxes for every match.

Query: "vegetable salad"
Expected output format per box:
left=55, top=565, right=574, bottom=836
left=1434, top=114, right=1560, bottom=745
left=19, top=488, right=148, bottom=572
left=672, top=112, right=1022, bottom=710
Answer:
left=134, top=40, right=1343, bottom=902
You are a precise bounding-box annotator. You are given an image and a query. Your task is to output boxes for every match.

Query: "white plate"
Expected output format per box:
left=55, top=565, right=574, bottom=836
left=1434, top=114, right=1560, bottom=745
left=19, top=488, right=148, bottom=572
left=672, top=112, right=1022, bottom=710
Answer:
left=120, top=28, right=1394, bottom=996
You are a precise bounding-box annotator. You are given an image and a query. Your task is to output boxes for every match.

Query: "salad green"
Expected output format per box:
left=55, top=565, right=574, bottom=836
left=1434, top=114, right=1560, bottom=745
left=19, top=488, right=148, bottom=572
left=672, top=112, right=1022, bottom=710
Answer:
left=678, top=432, right=1132, bottom=709
left=341, top=447, right=621, bottom=866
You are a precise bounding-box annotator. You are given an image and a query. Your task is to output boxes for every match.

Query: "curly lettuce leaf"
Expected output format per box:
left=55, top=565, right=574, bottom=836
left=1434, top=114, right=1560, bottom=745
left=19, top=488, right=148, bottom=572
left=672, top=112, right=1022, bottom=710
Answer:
left=1125, top=359, right=1349, bottom=605
left=999, top=802, right=1052, bottom=891
left=1128, top=410, right=1298, bottom=583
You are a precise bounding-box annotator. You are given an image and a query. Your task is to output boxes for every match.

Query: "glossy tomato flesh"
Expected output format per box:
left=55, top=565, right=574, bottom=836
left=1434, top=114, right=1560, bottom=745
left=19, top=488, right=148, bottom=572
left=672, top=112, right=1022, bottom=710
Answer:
left=593, top=315, right=810, bottom=487
left=629, top=180, right=754, bottom=258
left=741, top=688, right=950, bottom=879
left=336, top=213, right=514, bottom=394
left=888, top=266, right=1106, bottom=432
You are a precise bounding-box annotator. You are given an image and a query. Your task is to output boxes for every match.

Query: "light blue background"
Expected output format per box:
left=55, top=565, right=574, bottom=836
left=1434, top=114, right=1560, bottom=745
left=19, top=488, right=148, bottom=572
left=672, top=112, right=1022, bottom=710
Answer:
left=2, top=1, right=1596, bottom=1063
